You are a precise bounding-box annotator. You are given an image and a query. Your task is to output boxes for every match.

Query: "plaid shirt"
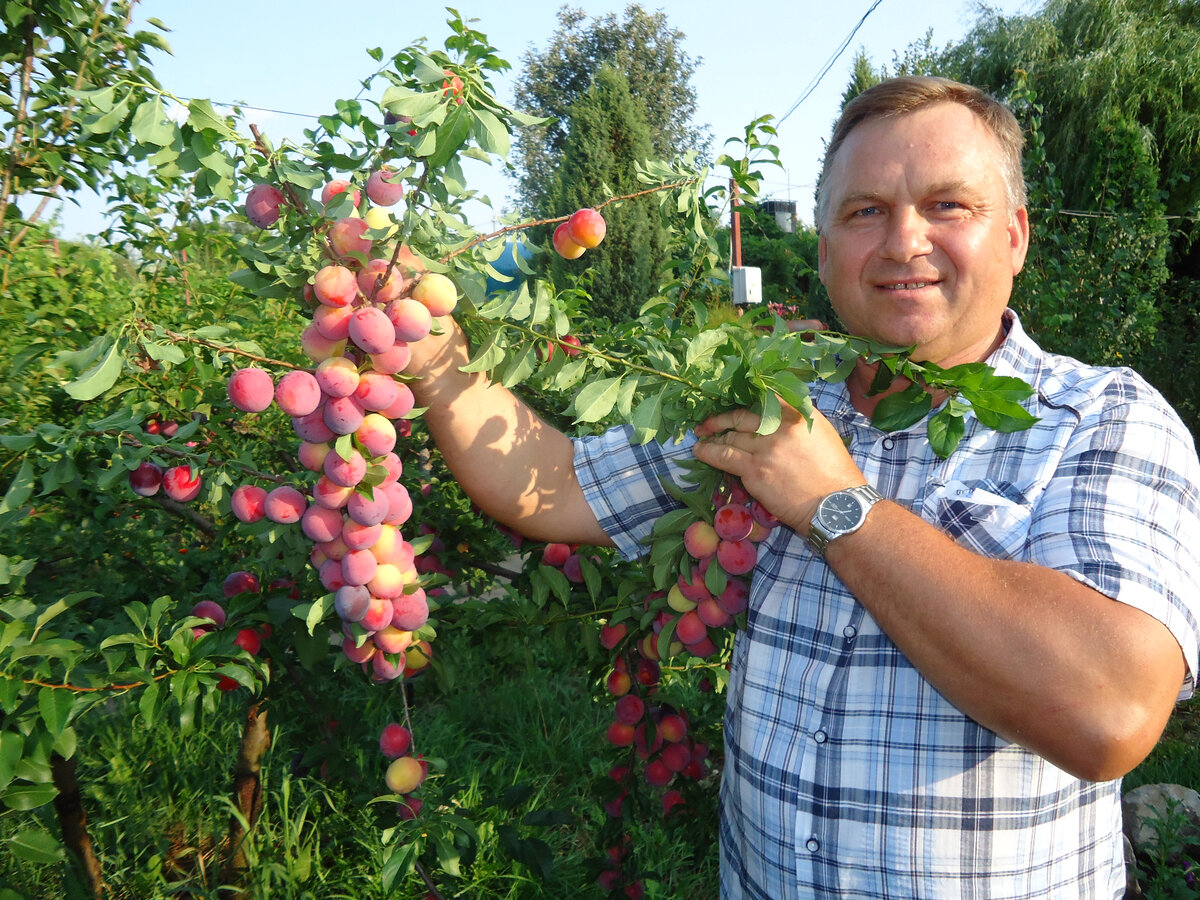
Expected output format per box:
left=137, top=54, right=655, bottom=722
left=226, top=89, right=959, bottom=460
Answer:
left=573, top=311, right=1200, bottom=899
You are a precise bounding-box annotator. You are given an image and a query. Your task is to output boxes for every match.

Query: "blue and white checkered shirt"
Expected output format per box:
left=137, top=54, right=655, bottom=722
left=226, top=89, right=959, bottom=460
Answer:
left=574, top=311, right=1200, bottom=899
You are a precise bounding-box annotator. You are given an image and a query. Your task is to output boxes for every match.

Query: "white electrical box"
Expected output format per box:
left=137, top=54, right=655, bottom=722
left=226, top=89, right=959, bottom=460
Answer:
left=732, top=266, right=762, bottom=305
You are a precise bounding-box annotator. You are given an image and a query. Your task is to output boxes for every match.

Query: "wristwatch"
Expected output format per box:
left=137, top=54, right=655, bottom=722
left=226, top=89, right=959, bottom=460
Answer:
left=808, top=484, right=884, bottom=557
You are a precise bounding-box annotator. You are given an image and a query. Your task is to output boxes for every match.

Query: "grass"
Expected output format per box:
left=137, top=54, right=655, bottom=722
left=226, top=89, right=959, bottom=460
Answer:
left=0, top=625, right=720, bottom=900
left=7, top=607, right=1195, bottom=899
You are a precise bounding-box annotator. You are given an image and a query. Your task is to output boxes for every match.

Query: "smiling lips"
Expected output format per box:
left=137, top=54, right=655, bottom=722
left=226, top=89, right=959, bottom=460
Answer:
left=880, top=280, right=939, bottom=290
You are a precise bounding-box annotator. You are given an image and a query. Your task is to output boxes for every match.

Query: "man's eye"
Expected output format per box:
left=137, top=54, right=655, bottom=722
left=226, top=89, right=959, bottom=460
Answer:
left=935, top=200, right=963, bottom=211
left=852, top=206, right=880, bottom=217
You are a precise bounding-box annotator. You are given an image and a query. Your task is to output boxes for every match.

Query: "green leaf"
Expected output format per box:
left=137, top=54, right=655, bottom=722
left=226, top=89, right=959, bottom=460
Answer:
left=0, top=458, right=34, bottom=514
left=34, top=591, right=98, bottom=634
left=37, top=688, right=74, bottom=740
left=130, top=96, right=176, bottom=146
left=139, top=681, right=160, bottom=724
left=684, top=330, right=728, bottom=368
left=927, top=407, right=967, bottom=458
left=306, top=593, right=333, bottom=634
left=459, top=331, right=505, bottom=373
left=471, top=108, right=510, bottom=156
left=381, top=841, right=419, bottom=891
left=82, top=89, right=132, bottom=135
left=871, top=384, right=932, bottom=432
left=425, top=106, right=472, bottom=170
left=8, top=829, right=64, bottom=864
left=572, top=376, right=624, bottom=424
left=0, top=730, right=23, bottom=793
left=63, top=337, right=123, bottom=400
left=187, top=98, right=238, bottom=139
left=381, top=84, right=443, bottom=119
left=142, top=340, right=186, bottom=364
left=757, top=393, right=782, bottom=436
left=1, top=782, right=58, bottom=811
left=630, top=391, right=665, bottom=444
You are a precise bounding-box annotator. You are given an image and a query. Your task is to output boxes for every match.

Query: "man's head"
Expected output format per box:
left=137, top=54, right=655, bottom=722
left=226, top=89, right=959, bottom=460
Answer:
left=815, top=76, right=1026, bottom=232
left=814, top=77, right=1031, bottom=366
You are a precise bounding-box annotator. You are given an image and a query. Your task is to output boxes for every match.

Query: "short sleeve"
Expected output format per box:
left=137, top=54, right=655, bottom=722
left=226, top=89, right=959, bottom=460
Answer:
left=1027, top=383, right=1200, bottom=700
left=572, top=425, right=696, bottom=561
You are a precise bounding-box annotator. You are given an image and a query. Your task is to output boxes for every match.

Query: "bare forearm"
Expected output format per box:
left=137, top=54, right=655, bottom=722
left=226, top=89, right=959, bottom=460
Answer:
left=407, top=318, right=612, bottom=546
left=827, top=502, right=1184, bottom=780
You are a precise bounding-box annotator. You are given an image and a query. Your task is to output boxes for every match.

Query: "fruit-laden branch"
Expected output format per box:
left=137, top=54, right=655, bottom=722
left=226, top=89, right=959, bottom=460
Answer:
left=154, top=325, right=302, bottom=370
left=442, top=177, right=700, bottom=264
left=7, top=668, right=175, bottom=694
left=148, top=492, right=218, bottom=536
left=105, top=434, right=290, bottom=486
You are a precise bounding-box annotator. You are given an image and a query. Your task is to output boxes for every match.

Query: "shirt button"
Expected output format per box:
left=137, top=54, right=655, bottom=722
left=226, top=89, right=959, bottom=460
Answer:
left=813, top=730, right=827, bottom=744
left=882, top=437, right=895, bottom=451
left=842, top=625, right=857, bottom=640
left=806, top=838, right=820, bottom=853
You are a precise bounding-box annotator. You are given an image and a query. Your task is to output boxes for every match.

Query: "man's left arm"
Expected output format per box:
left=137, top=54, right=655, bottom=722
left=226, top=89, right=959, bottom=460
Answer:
left=694, top=400, right=1193, bottom=782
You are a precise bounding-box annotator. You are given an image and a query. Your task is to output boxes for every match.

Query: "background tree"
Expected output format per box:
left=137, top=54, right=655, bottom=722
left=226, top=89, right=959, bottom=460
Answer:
left=544, top=66, right=670, bottom=321
left=0, top=2, right=170, bottom=244
left=512, top=4, right=707, bottom=217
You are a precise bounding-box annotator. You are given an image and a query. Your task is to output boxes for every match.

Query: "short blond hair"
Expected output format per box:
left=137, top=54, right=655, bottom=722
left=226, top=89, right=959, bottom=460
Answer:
left=815, top=76, right=1027, bottom=230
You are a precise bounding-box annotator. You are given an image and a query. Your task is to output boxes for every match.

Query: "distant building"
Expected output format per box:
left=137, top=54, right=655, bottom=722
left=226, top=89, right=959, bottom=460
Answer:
left=759, top=199, right=798, bottom=234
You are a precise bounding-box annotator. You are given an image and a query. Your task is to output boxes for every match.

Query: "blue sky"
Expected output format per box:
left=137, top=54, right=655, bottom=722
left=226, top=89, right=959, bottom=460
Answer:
left=46, top=0, right=1033, bottom=237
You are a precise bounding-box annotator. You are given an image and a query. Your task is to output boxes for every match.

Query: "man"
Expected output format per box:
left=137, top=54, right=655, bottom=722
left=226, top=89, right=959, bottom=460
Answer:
left=408, top=77, right=1200, bottom=898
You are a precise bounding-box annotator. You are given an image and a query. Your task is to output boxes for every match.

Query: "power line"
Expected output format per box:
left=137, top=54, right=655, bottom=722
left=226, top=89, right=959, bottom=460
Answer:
left=776, top=0, right=885, bottom=128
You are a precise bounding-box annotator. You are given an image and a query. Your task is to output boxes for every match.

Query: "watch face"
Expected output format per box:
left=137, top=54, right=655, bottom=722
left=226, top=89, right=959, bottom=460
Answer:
left=820, top=493, right=863, bottom=532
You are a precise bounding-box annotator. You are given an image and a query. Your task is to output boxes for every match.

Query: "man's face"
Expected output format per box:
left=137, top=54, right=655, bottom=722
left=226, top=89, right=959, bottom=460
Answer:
left=817, top=102, right=1030, bottom=365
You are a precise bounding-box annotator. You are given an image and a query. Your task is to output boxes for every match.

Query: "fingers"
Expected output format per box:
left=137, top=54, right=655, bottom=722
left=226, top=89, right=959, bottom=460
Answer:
left=694, top=407, right=762, bottom=438
left=788, top=318, right=826, bottom=333
left=691, top=433, right=749, bottom=477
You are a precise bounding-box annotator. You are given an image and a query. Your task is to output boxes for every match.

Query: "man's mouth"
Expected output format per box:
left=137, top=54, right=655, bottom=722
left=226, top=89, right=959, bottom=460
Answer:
left=881, top=281, right=935, bottom=290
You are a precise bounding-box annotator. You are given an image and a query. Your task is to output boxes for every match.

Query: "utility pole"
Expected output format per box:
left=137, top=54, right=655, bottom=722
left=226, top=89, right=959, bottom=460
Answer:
left=729, top=177, right=742, bottom=268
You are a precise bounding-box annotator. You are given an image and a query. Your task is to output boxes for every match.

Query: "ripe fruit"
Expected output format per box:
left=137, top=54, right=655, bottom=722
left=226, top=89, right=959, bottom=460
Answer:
left=227, top=367, right=275, bottom=413
left=128, top=461, right=163, bottom=497
left=566, top=208, right=606, bottom=248
left=411, top=273, right=457, bottom=316
left=223, top=570, right=261, bottom=598
left=379, top=723, right=412, bottom=758
left=385, top=756, right=425, bottom=794
left=162, top=465, right=202, bottom=502
left=552, top=222, right=585, bottom=260
left=365, top=167, right=405, bottom=206
left=244, top=183, right=285, bottom=228
left=313, top=264, right=358, bottom=307
left=328, top=216, right=371, bottom=258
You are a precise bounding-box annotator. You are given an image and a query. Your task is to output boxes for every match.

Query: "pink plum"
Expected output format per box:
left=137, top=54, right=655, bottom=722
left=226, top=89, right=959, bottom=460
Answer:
left=162, top=465, right=202, bottom=502
left=264, top=485, right=307, bottom=523
left=244, top=183, right=285, bottom=228
left=348, top=306, right=396, bottom=355
left=274, top=370, right=321, bottom=417
left=129, top=461, right=163, bottom=497
left=227, top=367, right=274, bottom=413
left=312, top=264, right=358, bottom=307
left=366, top=167, right=405, bottom=206
left=230, top=484, right=268, bottom=522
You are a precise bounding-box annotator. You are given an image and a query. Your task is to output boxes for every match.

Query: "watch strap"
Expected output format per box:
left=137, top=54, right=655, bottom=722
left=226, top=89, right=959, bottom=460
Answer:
left=808, top=484, right=884, bottom=556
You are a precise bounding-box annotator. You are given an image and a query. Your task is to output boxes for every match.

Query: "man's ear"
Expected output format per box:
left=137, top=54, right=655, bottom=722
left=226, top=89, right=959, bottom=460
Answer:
left=817, top=232, right=829, bottom=286
left=1009, top=207, right=1030, bottom=275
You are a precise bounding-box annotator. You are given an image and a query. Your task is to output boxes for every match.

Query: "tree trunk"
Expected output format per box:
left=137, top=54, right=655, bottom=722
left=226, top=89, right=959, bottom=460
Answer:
left=50, top=752, right=104, bottom=898
left=220, top=700, right=270, bottom=897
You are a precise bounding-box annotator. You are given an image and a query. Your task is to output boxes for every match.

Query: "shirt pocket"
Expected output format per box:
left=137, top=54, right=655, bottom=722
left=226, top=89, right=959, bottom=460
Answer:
left=922, top=479, right=1035, bottom=560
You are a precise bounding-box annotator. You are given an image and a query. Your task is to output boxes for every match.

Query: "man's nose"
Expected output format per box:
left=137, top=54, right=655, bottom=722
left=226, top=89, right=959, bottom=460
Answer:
left=881, top=207, right=933, bottom=262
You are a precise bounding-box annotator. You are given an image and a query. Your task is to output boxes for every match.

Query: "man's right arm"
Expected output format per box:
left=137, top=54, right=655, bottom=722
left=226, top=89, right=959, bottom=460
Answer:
left=405, top=316, right=614, bottom=548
